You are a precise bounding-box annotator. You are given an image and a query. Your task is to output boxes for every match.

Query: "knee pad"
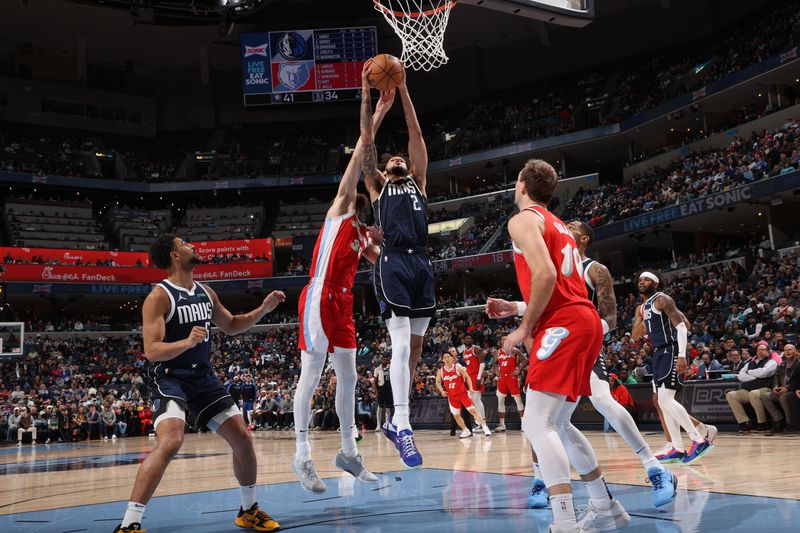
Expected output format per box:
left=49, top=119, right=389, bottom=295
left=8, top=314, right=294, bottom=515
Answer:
left=513, top=395, right=524, bottom=411
left=409, top=317, right=431, bottom=337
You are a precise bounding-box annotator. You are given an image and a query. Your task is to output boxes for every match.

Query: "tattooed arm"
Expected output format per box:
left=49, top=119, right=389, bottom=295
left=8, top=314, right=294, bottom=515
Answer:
left=360, top=61, right=384, bottom=203
left=589, top=262, right=617, bottom=332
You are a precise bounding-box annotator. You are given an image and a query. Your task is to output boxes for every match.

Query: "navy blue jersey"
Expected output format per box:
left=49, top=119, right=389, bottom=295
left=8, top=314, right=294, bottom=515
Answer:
left=374, top=176, right=428, bottom=250
left=642, top=292, right=676, bottom=349
left=157, top=280, right=213, bottom=370
left=582, top=258, right=598, bottom=309
left=241, top=383, right=257, bottom=402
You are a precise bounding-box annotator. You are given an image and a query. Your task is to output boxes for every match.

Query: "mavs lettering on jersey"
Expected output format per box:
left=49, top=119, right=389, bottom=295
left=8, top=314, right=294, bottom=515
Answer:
left=642, top=292, right=675, bottom=349
left=374, top=176, right=428, bottom=249
left=158, top=280, right=214, bottom=370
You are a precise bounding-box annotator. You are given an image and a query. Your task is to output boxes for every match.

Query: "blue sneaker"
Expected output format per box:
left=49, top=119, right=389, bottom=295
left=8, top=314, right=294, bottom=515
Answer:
left=682, top=439, right=714, bottom=465
left=647, top=467, right=677, bottom=507
left=657, top=448, right=686, bottom=464
left=381, top=421, right=398, bottom=443
left=395, top=429, right=423, bottom=469
left=526, top=478, right=548, bottom=508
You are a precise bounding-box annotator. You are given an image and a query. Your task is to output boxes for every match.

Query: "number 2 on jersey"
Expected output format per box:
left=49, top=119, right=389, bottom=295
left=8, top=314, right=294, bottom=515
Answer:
left=559, top=244, right=584, bottom=278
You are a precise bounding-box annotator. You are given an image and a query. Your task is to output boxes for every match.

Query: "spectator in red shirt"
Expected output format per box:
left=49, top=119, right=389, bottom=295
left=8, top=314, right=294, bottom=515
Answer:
left=604, top=373, right=637, bottom=433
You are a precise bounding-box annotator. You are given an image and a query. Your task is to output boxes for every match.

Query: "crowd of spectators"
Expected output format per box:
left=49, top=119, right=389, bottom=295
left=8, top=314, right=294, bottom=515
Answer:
left=561, top=118, right=800, bottom=228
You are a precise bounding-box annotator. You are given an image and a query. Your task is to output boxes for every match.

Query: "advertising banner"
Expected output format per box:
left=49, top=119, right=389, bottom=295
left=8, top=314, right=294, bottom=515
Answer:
left=0, top=263, right=272, bottom=284
left=190, top=239, right=273, bottom=261
left=1, top=247, right=147, bottom=267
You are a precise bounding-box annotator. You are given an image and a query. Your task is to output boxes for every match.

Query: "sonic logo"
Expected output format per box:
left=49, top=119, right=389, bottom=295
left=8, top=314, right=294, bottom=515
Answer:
left=244, top=44, right=268, bottom=57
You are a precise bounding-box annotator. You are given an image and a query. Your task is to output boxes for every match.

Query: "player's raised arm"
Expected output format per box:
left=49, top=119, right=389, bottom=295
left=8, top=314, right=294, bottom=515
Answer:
left=503, top=211, right=556, bottom=353
left=590, top=262, right=617, bottom=333
left=360, top=63, right=384, bottom=201
left=204, top=284, right=286, bottom=336
left=396, top=68, right=428, bottom=195
left=330, top=87, right=395, bottom=217
left=142, top=287, right=205, bottom=362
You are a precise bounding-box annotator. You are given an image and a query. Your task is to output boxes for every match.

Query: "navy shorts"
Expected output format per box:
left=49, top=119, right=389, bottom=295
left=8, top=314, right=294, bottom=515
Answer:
left=651, top=345, right=680, bottom=391
left=146, top=365, right=236, bottom=430
left=373, top=248, right=436, bottom=320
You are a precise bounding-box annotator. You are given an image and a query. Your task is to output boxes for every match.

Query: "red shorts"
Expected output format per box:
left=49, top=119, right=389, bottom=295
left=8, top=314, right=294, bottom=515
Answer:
left=525, top=306, right=602, bottom=403
left=497, top=374, right=521, bottom=396
left=466, top=373, right=484, bottom=393
left=448, top=392, right=474, bottom=415
left=298, top=281, right=356, bottom=353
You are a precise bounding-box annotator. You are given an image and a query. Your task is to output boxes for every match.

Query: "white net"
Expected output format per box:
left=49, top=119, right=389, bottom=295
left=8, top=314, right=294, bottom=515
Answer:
left=373, top=0, right=456, bottom=72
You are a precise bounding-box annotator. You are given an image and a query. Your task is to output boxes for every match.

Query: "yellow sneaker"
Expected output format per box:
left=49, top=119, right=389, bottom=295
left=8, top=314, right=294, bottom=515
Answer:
left=234, top=503, right=280, bottom=532
left=112, top=524, right=146, bottom=533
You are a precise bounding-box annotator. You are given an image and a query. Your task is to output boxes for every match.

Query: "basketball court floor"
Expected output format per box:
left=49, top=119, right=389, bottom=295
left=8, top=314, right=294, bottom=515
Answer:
left=1, top=429, right=797, bottom=532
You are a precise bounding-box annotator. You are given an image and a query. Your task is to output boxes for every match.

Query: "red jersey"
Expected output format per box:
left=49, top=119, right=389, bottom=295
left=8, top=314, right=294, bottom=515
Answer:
left=463, top=345, right=480, bottom=378
left=497, top=348, right=517, bottom=377
left=307, top=211, right=368, bottom=288
left=512, top=204, right=593, bottom=322
left=442, top=364, right=468, bottom=396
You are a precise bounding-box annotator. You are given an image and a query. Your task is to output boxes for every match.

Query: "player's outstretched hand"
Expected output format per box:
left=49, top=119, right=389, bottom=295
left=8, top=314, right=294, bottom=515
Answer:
left=185, top=326, right=207, bottom=348
left=485, top=297, right=517, bottom=319
left=375, top=89, right=396, bottom=116
left=262, top=290, right=287, bottom=313
left=367, top=226, right=384, bottom=247
left=503, top=327, right=530, bottom=353
left=361, top=60, right=373, bottom=88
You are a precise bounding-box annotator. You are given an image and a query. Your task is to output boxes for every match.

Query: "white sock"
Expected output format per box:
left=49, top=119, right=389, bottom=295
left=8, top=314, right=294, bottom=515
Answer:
left=295, top=440, right=311, bottom=461
left=638, top=446, right=662, bottom=472
left=585, top=476, right=613, bottom=510
left=121, top=502, right=146, bottom=527
left=331, top=347, right=359, bottom=457
left=386, top=314, right=412, bottom=431
left=240, top=484, right=257, bottom=510
left=534, top=463, right=544, bottom=481
left=549, top=493, right=576, bottom=526
left=393, top=404, right=411, bottom=432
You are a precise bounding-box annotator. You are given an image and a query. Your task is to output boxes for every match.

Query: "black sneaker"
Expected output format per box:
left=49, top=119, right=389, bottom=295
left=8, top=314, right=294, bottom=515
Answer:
left=752, top=423, right=769, bottom=433
left=738, top=422, right=752, bottom=434
left=113, top=523, right=145, bottom=533
left=766, top=420, right=786, bottom=436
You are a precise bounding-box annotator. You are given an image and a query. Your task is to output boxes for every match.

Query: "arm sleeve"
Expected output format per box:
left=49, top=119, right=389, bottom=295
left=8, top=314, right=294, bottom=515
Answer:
left=675, top=322, right=688, bottom=358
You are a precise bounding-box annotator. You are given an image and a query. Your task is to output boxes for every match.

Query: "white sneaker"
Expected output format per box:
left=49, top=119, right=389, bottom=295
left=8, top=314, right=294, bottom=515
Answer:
left=31, top=440, right=36, bottom=446
left=103, top=436, right=108, bottom=441
left=495, top=424, right=507, bottom=432
left=577, top=499, right=631, bottom=533
left=292, top=456, right=327, bottom=493
left=482, top=426, right=491, bottom=437
left=704, top=424, right=718, bottom=443
left=459, top=428, right=472, bottom=439
left=112, top=435, right=117, bottom=440
left=17, top=442, right=21, bottom=447
left=654, top=442, right=673, bottom=458
left=333, top=449, right=378, bottom=482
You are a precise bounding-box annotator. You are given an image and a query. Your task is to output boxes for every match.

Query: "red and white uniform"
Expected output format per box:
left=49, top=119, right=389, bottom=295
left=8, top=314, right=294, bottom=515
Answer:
left=462, top=345, right=484, bottom=392
left=512, top=204, right=602, bottom=402
left=442, top=363, right=474, bottom=415
left=298, top=211, right=367, bottom=353
left=496, top=349, right=521, bottom=396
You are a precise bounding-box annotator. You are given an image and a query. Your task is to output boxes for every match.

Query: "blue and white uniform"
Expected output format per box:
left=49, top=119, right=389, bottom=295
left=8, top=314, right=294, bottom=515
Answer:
left=372, top=175, right=435, bottom=320
left=146, top=279, right=238, bottom=431
left=641, top=292, right=680, bottom=390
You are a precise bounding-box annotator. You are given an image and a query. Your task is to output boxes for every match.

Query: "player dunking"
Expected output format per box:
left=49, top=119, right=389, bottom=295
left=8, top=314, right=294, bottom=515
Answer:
left=436, top=349, right=492, bottom=438
left=291, top=80, right=394, bottom=492
left=492, top=337, right=526, bottom=432
left=460, top=335, right=487, bottom=428
left=113, top=235, right=285, bottom=533
left=489, top=159, right=628, bottom=532
left=633, top=271, right=715, bottom=464
left=360, top=61, right=434, bottom=468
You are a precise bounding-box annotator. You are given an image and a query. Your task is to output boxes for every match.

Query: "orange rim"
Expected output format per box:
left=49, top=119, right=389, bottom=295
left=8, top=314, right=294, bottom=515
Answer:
left=373, top=0, right=456, bottom=19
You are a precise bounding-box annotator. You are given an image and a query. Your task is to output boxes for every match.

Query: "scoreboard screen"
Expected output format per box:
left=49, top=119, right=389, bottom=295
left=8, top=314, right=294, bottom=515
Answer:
left=241, top=26, right=378, bottom=106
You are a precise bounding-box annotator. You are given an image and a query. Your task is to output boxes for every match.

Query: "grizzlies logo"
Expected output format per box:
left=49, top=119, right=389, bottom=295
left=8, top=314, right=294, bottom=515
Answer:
left=278, top=32, right=307, bottom=60
left=277, top=62, right=310, bottom=91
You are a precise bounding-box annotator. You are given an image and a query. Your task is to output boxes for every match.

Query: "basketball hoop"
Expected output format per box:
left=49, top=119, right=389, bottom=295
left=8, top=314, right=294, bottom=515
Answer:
left=373, top=0, right=456, bottom=72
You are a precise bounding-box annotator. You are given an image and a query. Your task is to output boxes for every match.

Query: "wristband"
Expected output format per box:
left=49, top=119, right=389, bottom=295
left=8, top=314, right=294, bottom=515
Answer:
left=516, top=301, right=527, bottom=316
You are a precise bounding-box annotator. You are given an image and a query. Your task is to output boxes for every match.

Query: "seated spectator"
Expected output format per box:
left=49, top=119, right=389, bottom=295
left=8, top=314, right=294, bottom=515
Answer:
left=16, top=407, right=37, bottom=446
left=6, top=407, right=21, bottom=442
left=357, top=394, right=377, bottom=431
left=695, top=351, right=723, bottom=380
left=606, top=374, right=636, bottom=432
left=86, top=405, right=101, bottom=440
left=725, top=341, right=779, bottom=433
left=277, top=392, right=293, bottom=430
left=761, top=344, right=799, bottom=435
left=100, top=404, right=117, bottom=440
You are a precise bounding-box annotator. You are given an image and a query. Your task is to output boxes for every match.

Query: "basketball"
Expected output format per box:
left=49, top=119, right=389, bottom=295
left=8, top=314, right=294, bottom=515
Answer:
left=367, top=53, right=404, bottom=91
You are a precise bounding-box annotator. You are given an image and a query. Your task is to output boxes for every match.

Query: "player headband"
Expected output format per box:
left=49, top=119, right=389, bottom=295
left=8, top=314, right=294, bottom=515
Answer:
left=639, top=271, right=659, bottom=284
